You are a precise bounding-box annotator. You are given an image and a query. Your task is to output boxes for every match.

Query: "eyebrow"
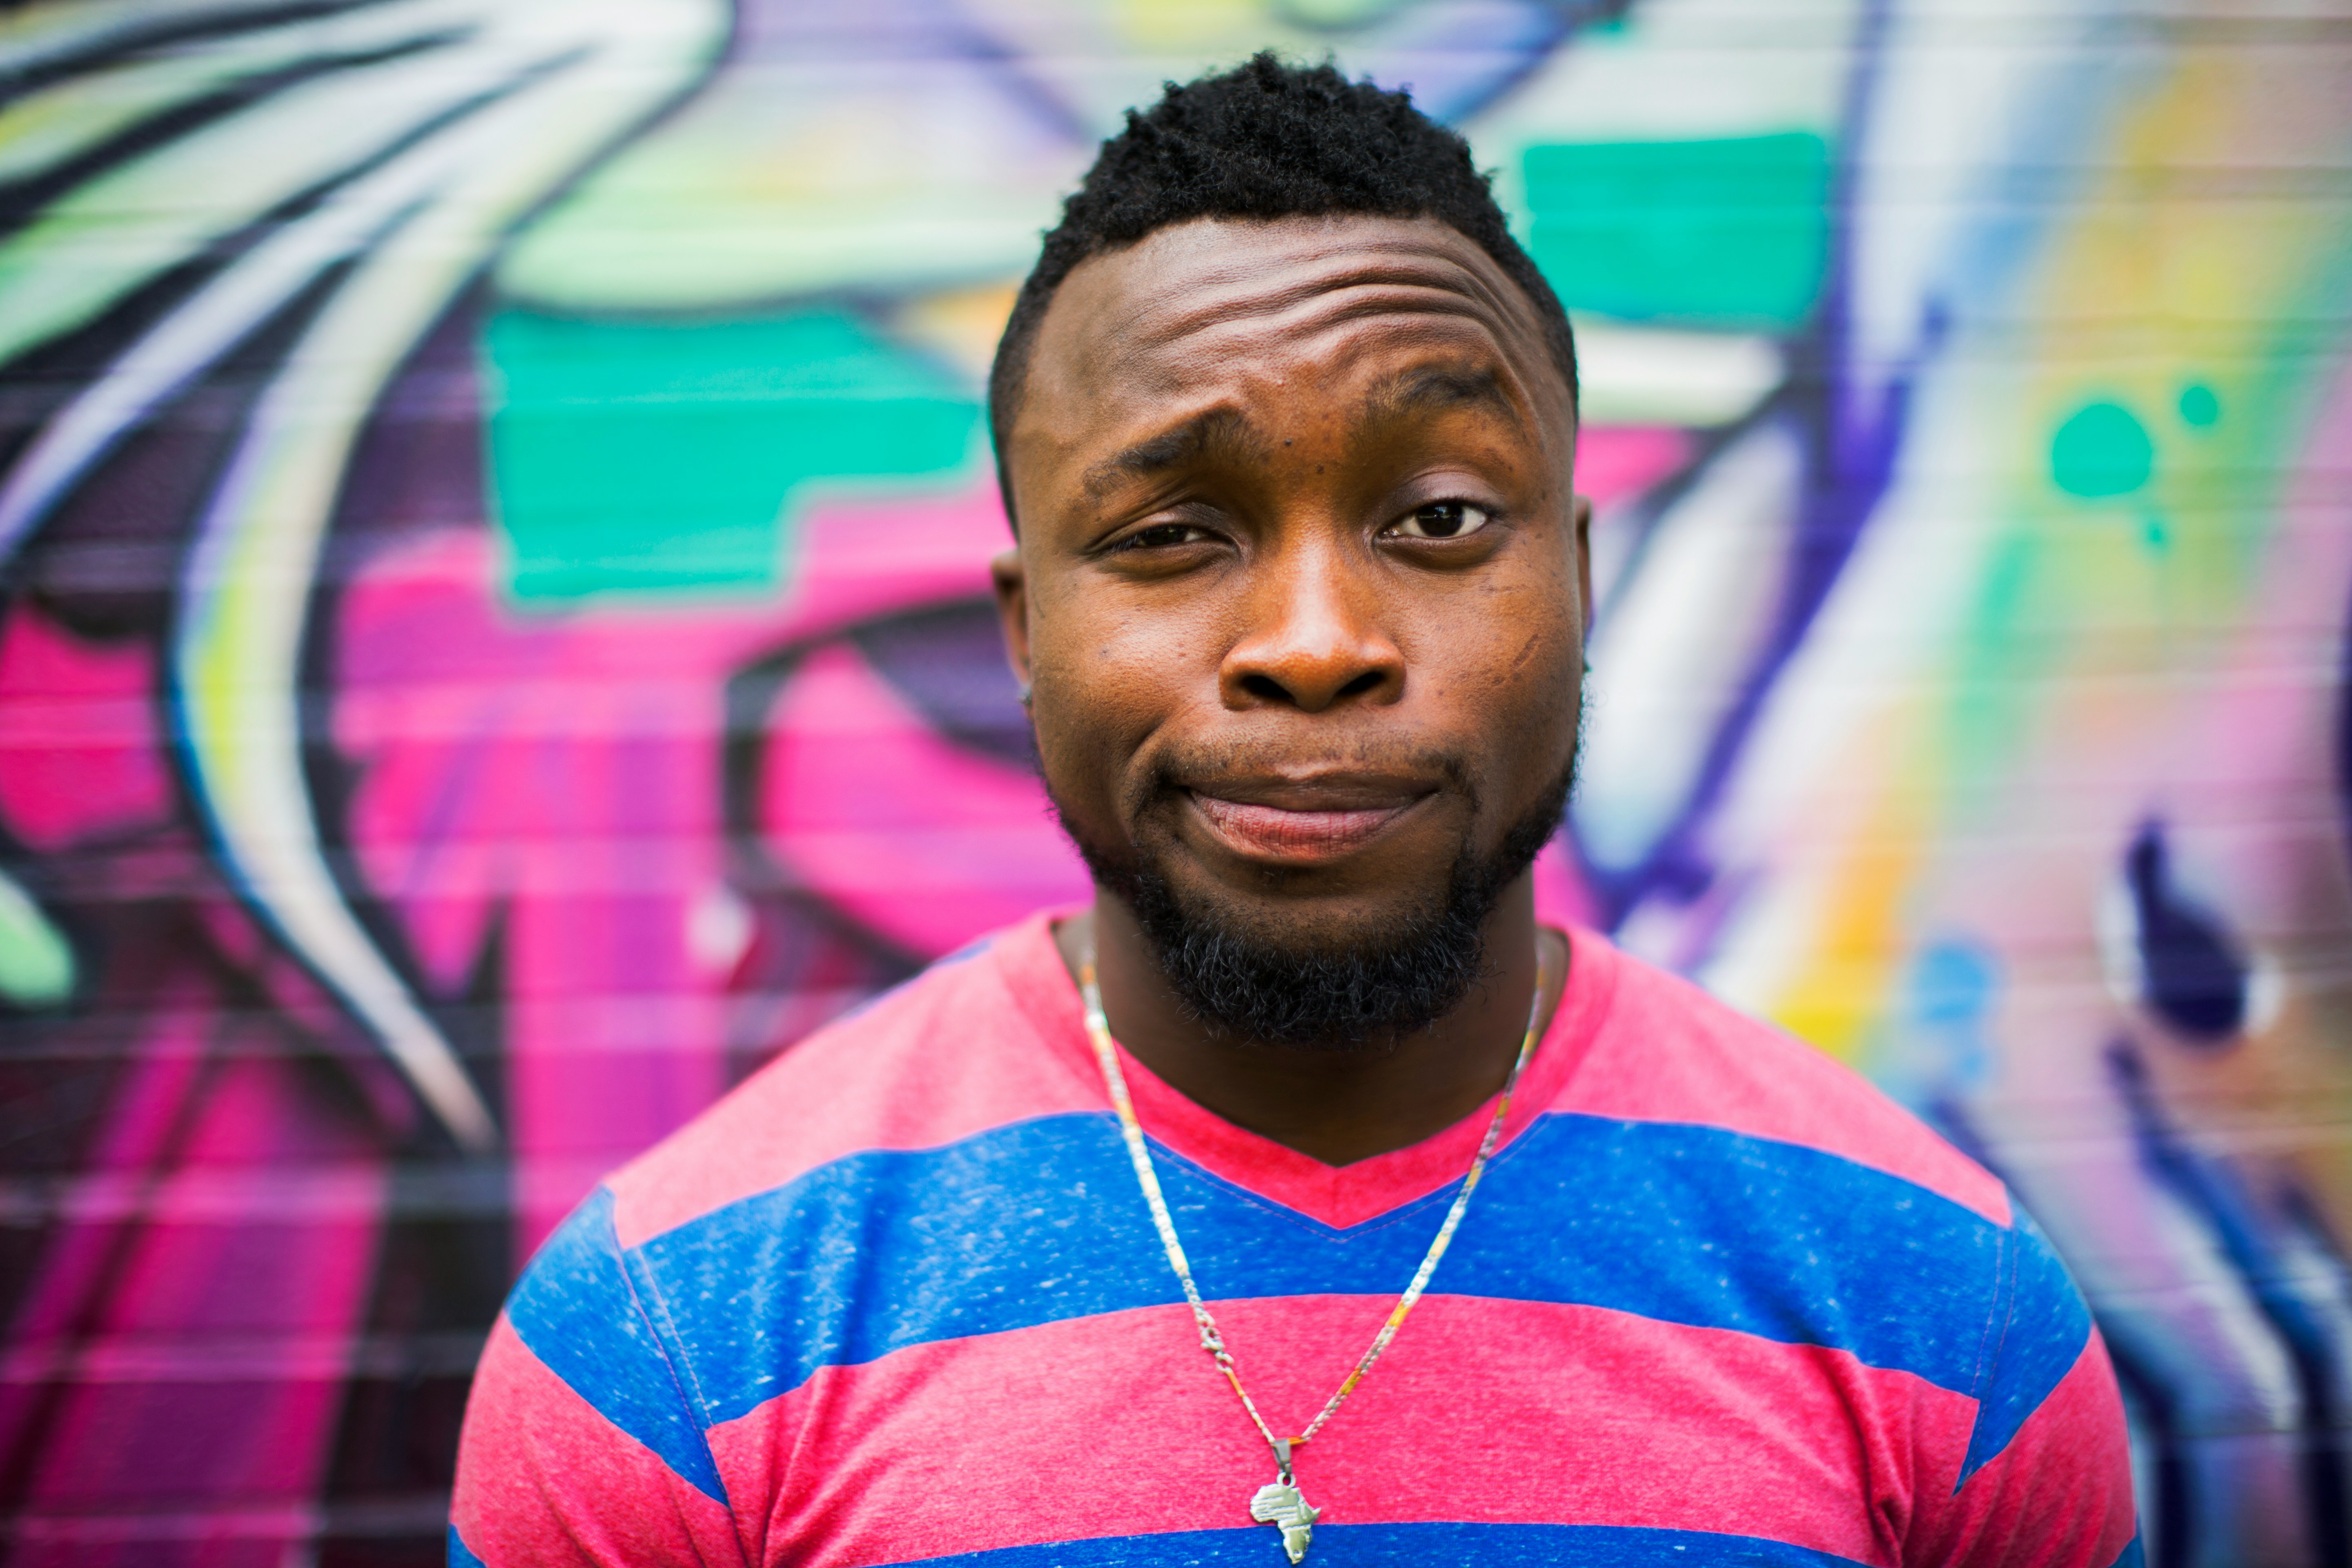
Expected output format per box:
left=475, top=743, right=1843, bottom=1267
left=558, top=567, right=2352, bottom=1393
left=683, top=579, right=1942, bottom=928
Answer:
left=1361, top=363, right=1526, bottom=432
left=1076, top=363, right=1526, bottom=501
left=1081, top=407, right=1265, bottom=499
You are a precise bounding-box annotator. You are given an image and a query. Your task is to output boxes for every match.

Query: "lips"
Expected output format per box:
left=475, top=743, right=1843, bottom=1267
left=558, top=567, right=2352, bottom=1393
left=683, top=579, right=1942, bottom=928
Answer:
left=1184, top=777, right=1432, bottom=864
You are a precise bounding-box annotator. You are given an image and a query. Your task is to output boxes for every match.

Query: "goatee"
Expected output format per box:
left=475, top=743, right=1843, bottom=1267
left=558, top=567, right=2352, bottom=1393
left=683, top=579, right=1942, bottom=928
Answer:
left=1059, top=757, right=1575, bottom=1050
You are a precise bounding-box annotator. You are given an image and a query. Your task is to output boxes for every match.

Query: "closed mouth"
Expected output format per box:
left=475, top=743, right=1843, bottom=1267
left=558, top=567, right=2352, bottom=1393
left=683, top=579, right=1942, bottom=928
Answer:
left=1182, top=780, right=1433, bottom=863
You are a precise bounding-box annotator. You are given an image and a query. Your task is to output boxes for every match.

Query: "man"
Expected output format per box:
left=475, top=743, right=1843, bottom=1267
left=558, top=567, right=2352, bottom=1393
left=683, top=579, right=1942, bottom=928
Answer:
left=452, top=56, right=2138, bottom=1568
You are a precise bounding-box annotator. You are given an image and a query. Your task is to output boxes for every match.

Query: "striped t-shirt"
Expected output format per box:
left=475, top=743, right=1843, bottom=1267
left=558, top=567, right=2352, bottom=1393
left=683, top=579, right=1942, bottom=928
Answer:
left=451, top=913, right=2139, bottom=1567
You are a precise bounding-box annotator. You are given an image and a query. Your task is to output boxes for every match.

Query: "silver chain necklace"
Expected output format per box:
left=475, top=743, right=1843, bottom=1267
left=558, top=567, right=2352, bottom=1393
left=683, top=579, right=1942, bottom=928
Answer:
left=1078, top=944, right=1549, bottom=1564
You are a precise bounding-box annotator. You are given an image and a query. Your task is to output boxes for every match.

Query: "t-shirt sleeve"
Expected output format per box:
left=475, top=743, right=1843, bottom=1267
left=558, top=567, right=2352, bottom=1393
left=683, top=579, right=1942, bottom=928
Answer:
left=449, top=1187, right=746, bottom=1568
left=1908, top=1205, right=2141, bottom=1567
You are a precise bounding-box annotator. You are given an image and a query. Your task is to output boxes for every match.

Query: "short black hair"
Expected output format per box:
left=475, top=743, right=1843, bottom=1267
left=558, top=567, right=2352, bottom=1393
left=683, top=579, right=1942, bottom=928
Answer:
left=988, top=51, right=1578, bottom=528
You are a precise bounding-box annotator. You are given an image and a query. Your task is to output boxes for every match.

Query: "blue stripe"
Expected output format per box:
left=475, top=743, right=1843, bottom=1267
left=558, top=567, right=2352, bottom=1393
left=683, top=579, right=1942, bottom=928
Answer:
left=1959, top=1201, right=2095, bottom=1482
left=629, top=1111, right=2067, bottom=1426
left=934, top=934, right=998, bottom=967
left=2104, top=1535, right=2145, bottom=1568
left=887, top=1523, right=1868, bottom=1566
left=447, top=1524, right=486, bottom=1568
left=506, top=1187, right=729, bottom=1503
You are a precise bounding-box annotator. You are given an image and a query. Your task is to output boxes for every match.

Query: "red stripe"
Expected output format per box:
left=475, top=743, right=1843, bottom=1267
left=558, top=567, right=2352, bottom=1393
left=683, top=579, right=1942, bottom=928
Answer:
left=617, top=919, right=2004, bottom=1251
left=708, top=1294, right=1982, bottom=1568
left=1552, top=945, right=2011, bottom=1225
left=1001, top=917, right=2009, bottom=1231
left=452, top=1317, right=744, bottom=1568
left=609, top=915, right=1099, bottom=1247
left=991, top=911, right=1622, bottom=1229
left=1076, top=942, right=1614, bottom=1230
left=1913, top=1330, right=2138, bottom=1566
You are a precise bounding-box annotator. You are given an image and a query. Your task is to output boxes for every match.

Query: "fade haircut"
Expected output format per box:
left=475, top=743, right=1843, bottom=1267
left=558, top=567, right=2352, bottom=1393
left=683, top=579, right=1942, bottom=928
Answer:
left=987, top=51, right=1579, bottom=529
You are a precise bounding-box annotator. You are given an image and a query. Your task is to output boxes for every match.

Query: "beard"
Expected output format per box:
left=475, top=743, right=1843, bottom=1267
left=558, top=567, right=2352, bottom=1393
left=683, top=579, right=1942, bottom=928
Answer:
left=1056, top=749, right=1577, bottom=1051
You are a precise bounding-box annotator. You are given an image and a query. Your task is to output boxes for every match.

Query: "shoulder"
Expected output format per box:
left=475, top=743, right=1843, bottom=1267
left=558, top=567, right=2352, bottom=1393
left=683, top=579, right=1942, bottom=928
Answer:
left=605, top=913, right=1100, bottom=1248
left=1554, top=933, right=2011, bottom=1225
left=1547, top=938, right=2135, bottom=1547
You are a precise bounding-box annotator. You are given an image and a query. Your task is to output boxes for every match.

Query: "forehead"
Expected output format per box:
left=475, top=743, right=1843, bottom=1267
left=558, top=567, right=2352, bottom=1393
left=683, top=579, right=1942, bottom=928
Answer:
left=1012, top=215, right=1569, bottom=470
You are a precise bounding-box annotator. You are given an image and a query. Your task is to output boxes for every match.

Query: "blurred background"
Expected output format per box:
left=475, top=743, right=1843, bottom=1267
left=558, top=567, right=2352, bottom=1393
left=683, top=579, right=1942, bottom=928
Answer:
left=0, top=0, right=2346, bottom=1563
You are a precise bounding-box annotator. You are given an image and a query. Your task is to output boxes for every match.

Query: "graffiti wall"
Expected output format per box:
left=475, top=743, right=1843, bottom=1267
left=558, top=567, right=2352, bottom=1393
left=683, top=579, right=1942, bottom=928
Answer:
left=1, top=0, right=2346, bottom=1562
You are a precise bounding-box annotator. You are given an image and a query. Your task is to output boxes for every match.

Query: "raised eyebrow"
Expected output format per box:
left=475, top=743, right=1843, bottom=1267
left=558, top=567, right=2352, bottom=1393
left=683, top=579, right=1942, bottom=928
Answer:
left=1362, top=364, right=1526, bottom=432
left=1080, top=407, right=1263, bottom=499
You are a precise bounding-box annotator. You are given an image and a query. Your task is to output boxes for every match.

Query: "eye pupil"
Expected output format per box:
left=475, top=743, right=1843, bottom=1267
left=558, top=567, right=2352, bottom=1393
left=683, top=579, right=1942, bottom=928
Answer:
left=1417, top=502, right=1467, bottom=537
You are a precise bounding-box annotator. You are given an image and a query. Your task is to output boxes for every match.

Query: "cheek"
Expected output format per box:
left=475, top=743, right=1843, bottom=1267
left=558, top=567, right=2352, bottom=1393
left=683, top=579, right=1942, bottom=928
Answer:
left=1024, top=593, right=1194, bottom=811
left=1425, top=595, right=1583, bottom=757
left=1038, top=564, right=1236, bottom=702
left=1499, top=618, right=1583, bottom=704
left=1432, top=558, right=1574, bottom=666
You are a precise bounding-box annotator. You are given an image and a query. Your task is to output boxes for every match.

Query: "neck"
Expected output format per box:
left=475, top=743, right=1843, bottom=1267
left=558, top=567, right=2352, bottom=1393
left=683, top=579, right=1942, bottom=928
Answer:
left=1055, top=877, right=1567, bottom=1166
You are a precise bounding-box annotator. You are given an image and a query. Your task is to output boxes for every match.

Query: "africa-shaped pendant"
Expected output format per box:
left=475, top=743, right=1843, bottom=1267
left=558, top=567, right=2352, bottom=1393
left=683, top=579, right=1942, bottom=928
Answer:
left=1249, top=1475, right=1319, bottom=1564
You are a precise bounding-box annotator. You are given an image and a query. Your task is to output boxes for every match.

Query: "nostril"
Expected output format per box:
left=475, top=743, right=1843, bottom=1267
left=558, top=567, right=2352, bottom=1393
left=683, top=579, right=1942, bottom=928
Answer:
left=1240, top=673, right=1290, bottom=702
left=1337, top=670, right=1384, bottom=699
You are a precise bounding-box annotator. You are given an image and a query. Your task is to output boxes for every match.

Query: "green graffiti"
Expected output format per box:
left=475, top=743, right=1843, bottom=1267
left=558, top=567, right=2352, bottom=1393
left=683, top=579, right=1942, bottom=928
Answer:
left=484, top=308, right=980, bottom=603
left=2050, top=401, right=2154, bottom=499
left=1521, top=133, right=1831, bottom=330
left=2178, top=383, right=2221, bottom=428
left=1276, top=0, right=1412, bottom=27
left=0, top=871, right=73, bottom=1008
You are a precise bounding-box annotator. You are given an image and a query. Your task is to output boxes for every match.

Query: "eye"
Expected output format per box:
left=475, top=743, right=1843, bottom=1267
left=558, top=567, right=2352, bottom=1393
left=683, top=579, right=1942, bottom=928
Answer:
left=1389, top=500, right=1495, bottom=540
left=1117, top=521, right=1216, bottom=550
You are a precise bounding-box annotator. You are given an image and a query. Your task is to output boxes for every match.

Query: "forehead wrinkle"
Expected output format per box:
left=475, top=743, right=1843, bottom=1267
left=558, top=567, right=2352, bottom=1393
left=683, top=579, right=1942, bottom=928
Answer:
left=1039, top=217, right=1554, bottom=389
left=1105, top=220, right=1528, bottom=334
left=1127, top=268, right=1502, bottom=364
left=1119, top=282, right=1530, bottom=413
left=1115, top=270, right=1555, bottom=432
left=1026, top=223, right=1572, bottom=516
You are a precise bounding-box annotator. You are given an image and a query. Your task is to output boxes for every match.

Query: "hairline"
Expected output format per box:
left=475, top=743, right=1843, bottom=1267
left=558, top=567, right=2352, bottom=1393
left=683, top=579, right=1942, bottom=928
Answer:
left=990, top=212, right=1579, bottom=534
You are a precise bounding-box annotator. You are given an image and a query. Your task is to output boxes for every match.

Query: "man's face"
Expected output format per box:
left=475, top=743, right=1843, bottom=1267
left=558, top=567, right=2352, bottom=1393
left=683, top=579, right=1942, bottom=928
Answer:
left=996, top=214, right=1589, bottom=976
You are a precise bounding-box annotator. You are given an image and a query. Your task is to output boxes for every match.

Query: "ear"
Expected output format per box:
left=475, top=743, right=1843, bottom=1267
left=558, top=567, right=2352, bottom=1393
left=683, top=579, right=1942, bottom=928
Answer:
left=1570, top=493, right=1595, bottom=654
left=991, top=546, right=1033, bottom=693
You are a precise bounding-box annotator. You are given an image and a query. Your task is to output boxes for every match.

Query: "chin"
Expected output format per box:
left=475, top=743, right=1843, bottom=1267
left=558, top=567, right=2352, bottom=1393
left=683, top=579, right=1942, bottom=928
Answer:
left=1163, top=872, right=1460, bottom=957
left=1080, top=824, right=1517, bottom=1048
left=1052, top=756, right=1568, bottom=1044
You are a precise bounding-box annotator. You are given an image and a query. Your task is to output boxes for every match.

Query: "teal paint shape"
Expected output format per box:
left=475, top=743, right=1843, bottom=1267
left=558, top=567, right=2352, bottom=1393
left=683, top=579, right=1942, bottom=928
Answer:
left=2051, top=401, right=2154, bottom=499
left=0, top=871, right=73, bottom=1007
left=1522, top=133, right=1832, bottom=330
left=2178, top=383, right=2221, bottom=428
left=484, top=308, right=980, bottom=603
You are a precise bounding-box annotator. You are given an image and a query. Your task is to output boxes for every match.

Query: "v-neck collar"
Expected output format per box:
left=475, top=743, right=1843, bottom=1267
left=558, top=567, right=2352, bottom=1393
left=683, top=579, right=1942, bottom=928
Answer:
left=993, top=910, right=1623, bottom=1230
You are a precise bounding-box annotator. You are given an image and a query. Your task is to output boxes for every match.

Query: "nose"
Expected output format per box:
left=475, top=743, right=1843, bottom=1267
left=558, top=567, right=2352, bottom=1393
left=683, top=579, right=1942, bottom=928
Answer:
left=1218, top=536, right=1404, bottom=713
